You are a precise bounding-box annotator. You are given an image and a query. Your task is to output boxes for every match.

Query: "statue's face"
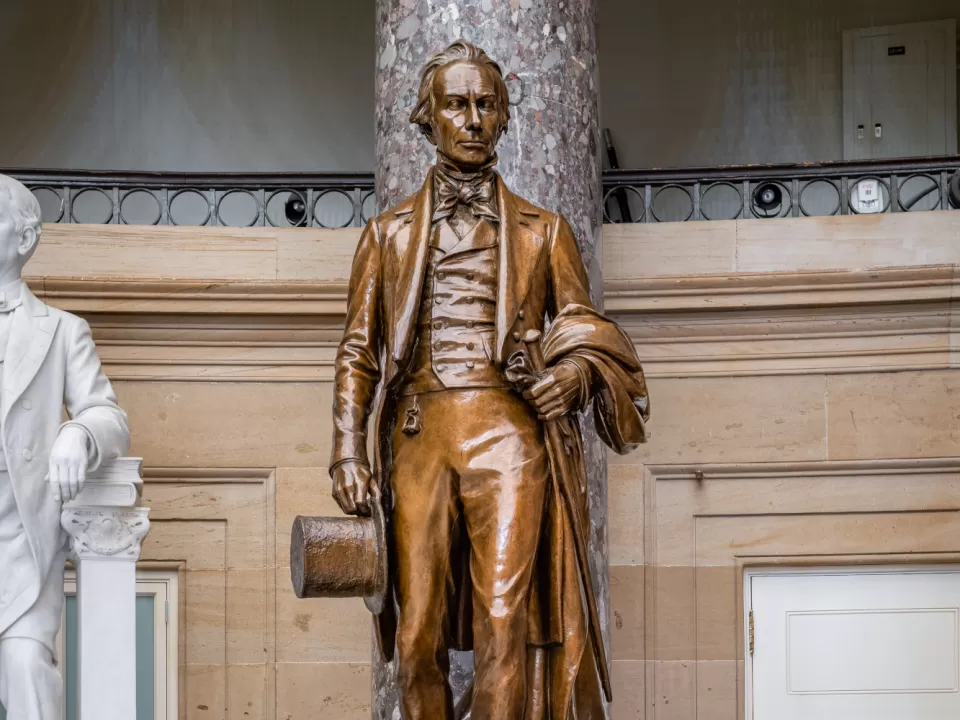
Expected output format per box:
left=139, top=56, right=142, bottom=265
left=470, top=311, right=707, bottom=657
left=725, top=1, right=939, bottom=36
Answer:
left=430, top=60, right=503, bottom=168
left=0, top=192, right=36, bottom=277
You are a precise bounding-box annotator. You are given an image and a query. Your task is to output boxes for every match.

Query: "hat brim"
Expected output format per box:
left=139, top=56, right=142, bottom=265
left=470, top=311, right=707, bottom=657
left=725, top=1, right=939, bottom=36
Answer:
left=363, top=497, right=389, bottom=615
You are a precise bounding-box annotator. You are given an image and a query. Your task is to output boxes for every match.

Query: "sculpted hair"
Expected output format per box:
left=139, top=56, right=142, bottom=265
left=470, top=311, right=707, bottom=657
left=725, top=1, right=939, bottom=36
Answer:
left=410, top=40, right=511, bottom=142
left=0, top=175, right=42, bottom=243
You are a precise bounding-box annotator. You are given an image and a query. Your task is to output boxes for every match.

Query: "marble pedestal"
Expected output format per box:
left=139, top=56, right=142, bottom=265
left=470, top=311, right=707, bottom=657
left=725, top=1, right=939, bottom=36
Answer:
left=374, top=2, right=605, bottom=716
left=61, top=458, right=150, bottom=720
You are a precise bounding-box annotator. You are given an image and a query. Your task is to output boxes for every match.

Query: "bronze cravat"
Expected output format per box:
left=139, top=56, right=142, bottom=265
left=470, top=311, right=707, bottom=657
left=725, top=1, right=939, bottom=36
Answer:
left=432, top=154, right=500, bottom=224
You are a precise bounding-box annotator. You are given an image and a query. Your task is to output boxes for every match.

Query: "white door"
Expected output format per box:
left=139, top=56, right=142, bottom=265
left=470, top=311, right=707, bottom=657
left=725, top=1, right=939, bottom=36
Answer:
left=747, top=567, right=960, bottom=720
left=843, top=20, right=958, bottom=160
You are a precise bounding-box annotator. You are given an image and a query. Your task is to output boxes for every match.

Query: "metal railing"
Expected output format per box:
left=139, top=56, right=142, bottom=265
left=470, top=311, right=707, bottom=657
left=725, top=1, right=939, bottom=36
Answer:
left=602, top=156, right=960, bottom=223
left=4, top=169, right=376, bottom=229
left=6, top=156, right=960, bottom=228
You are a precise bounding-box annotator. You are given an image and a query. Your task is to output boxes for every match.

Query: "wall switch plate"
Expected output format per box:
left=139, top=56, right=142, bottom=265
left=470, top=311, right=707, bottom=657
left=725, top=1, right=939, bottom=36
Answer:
left=874, top=124, right=882, bottom=138
left=857, top=125, right=865, bottom=139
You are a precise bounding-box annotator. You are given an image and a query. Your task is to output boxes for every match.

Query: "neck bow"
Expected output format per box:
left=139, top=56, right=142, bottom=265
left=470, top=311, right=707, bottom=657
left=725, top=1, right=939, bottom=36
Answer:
left=432, top=152, right=500, bottom=224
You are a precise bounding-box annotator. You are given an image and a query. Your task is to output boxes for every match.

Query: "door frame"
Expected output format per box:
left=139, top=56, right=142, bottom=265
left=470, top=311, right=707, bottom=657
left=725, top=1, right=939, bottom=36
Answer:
left=744, top=564, right=960, bottom=720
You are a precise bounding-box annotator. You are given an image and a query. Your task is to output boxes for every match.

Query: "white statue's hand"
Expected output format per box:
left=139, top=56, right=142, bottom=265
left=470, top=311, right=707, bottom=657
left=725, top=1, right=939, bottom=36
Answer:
left=48, top=426, right=90, bottom=503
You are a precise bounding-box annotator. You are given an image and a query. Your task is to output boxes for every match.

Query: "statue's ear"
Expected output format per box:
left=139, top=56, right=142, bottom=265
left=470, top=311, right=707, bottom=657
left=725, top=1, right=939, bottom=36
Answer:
left=18, top=226, right=38, bottom=261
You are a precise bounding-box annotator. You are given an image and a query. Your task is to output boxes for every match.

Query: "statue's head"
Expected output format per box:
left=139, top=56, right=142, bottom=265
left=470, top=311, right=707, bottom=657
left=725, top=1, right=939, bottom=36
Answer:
left=0, top=175, right=42, bottom=277
left=410, top=40, right=511, bottom=169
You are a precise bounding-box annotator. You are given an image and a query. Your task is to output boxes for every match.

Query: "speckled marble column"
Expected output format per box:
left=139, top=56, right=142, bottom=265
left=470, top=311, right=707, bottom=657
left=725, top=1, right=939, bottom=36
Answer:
left=374, top=1, right=605, bottom=717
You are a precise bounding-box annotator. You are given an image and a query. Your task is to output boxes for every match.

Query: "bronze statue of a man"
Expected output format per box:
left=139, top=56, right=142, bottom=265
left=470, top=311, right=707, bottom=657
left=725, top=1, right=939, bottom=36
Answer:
left=330, top=41, right=649, bottom=719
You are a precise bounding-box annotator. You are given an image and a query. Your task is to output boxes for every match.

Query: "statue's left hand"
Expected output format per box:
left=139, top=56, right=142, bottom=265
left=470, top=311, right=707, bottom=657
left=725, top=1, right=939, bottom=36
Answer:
left=523, top=361, right=584, bottom=421
left=48, top=426, right=90, bottom=503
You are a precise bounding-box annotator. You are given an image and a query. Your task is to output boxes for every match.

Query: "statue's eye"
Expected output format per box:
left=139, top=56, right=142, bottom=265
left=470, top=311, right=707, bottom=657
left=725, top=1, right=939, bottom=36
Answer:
left=448, top=99, right=465, bottom=110
left=478, top=99, right=494, bottom=111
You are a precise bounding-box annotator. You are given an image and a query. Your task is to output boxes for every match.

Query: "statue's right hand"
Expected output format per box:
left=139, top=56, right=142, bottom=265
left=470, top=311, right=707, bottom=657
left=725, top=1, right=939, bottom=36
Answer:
left=332, top=461, right=378, bottom=517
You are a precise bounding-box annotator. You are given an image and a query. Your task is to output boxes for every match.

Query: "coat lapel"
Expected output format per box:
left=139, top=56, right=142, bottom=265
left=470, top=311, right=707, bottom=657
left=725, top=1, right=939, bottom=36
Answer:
left=495, top=178, right=545, bottom=361
left=3, top=288, right=59, bottom=422
left=390, top=171, right=434, bottom=364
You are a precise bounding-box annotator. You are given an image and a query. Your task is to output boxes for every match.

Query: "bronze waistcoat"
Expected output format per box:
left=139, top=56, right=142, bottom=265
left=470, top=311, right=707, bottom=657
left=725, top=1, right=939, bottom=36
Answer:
left=402, top=219, right=507, bottom=395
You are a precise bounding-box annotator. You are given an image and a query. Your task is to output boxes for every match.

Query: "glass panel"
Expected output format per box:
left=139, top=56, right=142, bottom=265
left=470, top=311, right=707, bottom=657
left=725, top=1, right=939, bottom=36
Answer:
left=135, top=596, right=155, bottom=720
left=66, top=595, right=78, bottom=720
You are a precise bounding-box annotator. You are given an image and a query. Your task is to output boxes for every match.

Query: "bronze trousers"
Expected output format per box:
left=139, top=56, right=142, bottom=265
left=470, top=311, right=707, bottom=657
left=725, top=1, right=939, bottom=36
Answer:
left=391, top=388, right=548, bottom=720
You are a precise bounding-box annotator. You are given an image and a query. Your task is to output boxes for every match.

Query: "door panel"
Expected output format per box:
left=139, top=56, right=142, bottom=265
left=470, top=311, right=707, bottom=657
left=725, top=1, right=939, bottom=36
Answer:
left=843, top=20, right=957, bottom=160
left=749, top=568, right=960, bottom=720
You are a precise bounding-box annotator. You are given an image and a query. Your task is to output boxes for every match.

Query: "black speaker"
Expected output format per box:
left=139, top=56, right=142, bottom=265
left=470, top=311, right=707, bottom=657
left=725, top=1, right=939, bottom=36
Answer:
left=285, top=193, right=307, bottom=227
left=752, top=182, right=783, bottom=217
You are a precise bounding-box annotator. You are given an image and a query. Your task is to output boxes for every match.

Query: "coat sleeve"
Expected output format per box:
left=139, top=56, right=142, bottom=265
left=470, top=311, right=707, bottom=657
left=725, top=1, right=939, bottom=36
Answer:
left=60, top=316, right=130, bottom=471
left=548, top=213, right=596, bottom=314
left=330, top=218, right=383, bottom=473
left=546, top=213, right=599, bottom=398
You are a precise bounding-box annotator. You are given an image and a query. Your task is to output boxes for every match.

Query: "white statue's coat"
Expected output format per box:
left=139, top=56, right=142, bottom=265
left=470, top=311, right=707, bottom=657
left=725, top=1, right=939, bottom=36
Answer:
left=0, top=286, right=129, bottom=643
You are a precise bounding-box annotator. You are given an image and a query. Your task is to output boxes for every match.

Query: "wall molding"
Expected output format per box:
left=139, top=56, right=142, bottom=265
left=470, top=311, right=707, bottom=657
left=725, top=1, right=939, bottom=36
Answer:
left=27, top=264, right=960, bottom=380
left=644, top=456, right=960, bottom=482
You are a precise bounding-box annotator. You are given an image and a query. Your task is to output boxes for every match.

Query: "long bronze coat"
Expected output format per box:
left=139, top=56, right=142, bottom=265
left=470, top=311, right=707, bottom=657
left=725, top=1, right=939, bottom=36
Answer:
left=332, top=168, right=649, bottom=718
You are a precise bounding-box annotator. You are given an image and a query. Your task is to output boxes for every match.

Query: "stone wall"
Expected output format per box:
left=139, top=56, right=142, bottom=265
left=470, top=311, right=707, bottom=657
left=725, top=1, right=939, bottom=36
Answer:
left=29, top=209, right=960, bottom=718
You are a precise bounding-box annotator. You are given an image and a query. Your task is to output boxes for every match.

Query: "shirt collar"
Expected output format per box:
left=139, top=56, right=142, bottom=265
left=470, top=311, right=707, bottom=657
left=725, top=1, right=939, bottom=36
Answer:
left=0, top=278, right=25, bottom=313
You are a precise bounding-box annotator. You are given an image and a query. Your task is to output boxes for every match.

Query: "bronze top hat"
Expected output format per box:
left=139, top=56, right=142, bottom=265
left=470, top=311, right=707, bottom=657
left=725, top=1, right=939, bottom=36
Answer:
left=290, top=497, right=388, bottom=615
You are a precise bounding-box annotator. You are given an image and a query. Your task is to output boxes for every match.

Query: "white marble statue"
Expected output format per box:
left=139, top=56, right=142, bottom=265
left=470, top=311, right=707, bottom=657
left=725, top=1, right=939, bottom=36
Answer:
left=0, top=175, right=130, bottom=719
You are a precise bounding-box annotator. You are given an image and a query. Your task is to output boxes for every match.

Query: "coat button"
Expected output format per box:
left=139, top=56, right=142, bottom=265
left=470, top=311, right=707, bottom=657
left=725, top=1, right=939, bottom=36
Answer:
left=466, top=342, right=474, bottom=351
left=466, top=361, right=475, bottom=369
left=513, top=331, right=522, bottom=342
left=21, top=399, right=32, bottom=410
left=433, top=321, right=443, bottom=330
left=518, top=309, right=525, bottom=319
left=437, top=272, right=446, bottom=281
left=466, top=320, right=475, bottom=329
left=466, top=273, right=475, bottom=281
left=436, top=365, right=446, bottom=373
left=22, top=449, right=32, bottom=461
left=435, top=297, right=442, bottom=305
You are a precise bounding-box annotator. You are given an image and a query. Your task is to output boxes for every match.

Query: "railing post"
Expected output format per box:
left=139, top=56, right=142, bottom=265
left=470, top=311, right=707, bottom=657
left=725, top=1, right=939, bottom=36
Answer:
left=61, top=458, right=150, bottom=720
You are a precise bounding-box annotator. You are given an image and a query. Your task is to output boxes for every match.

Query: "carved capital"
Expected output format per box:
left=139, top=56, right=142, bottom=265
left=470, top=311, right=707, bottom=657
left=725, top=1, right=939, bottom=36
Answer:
left=62, top=507, right=151, bottom=561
